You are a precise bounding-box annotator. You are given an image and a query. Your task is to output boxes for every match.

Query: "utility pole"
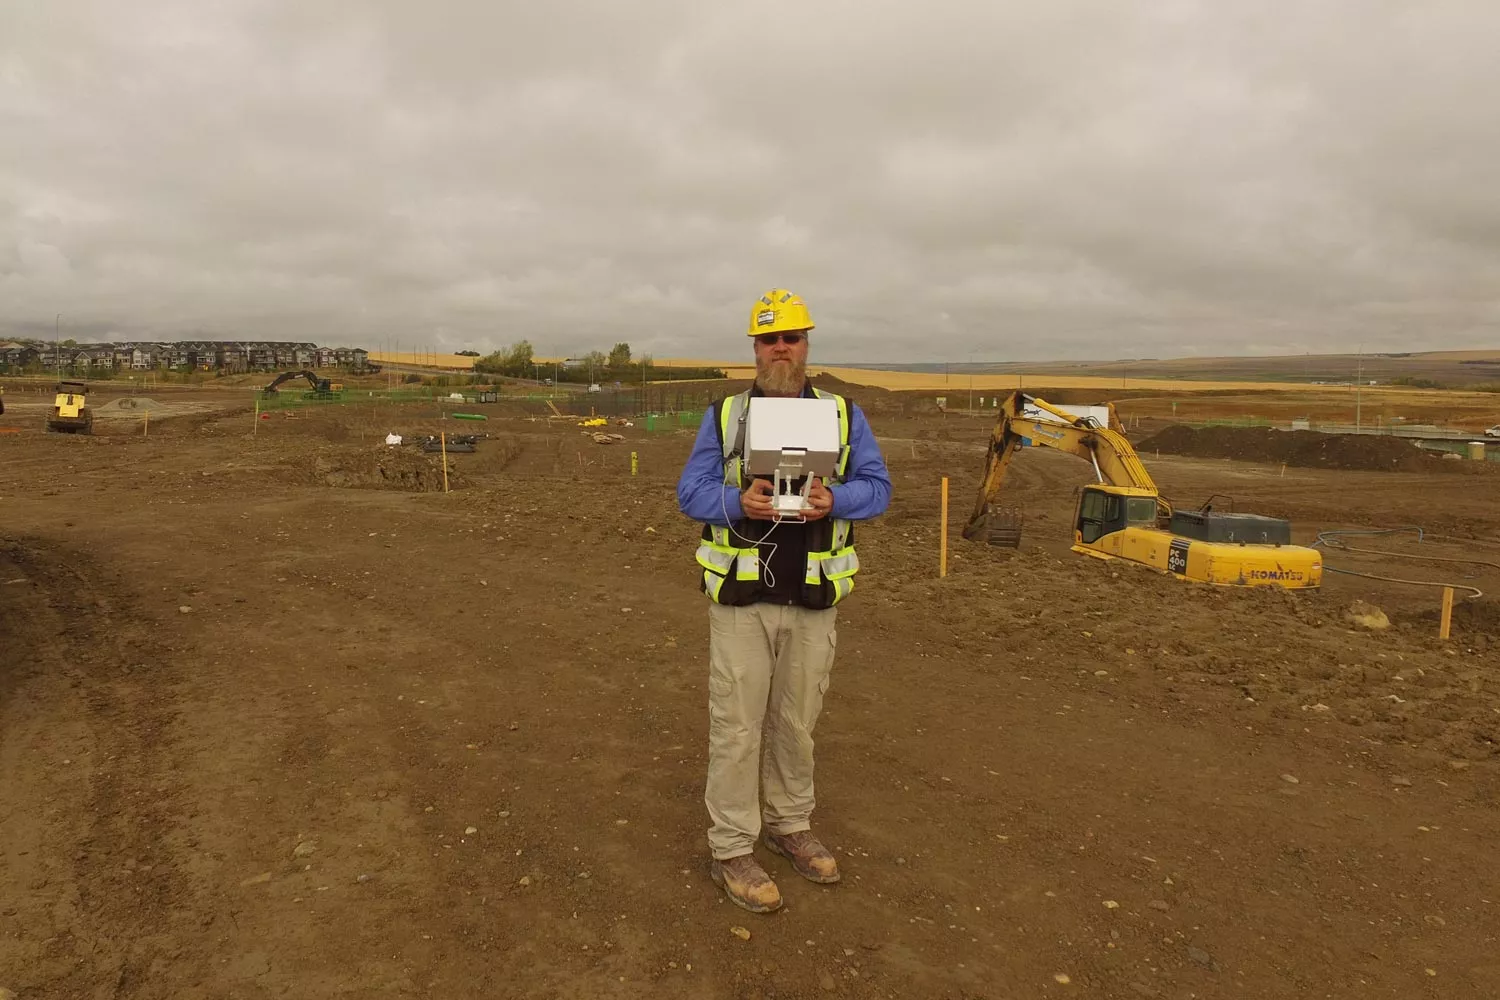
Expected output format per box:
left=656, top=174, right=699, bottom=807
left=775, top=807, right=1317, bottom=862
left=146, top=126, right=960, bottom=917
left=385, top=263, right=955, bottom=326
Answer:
left=55, top=312, right=61, bottom=379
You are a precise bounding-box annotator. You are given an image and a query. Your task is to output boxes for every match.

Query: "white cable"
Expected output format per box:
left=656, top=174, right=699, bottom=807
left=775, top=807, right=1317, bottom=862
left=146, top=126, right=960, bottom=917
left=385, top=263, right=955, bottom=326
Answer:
left=721, top=480, right=781, bottom=591
left=719, top=408, right=782, bottom=585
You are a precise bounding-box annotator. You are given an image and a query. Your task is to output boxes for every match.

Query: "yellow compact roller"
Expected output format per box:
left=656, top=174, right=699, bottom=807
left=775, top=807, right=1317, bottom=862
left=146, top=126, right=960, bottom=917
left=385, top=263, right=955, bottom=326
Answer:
left=47, top=380, right=93, bottom=434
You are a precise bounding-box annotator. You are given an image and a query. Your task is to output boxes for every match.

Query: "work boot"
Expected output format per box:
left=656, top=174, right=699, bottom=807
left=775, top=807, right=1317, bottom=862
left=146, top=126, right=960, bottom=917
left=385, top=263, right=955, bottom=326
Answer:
left=710, top=853, right=783, bottom=914
left=765, top=830, right=841, bottom=884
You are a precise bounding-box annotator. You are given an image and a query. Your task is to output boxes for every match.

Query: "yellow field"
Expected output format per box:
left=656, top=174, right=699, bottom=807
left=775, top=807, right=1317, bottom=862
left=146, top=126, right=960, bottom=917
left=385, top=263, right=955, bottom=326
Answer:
left=614, top=357, right=1375, bottom=391
left=370, top=351, right=477, bottom=369
left=367, top=351, right=1490, bottom=396
left=653, top=362, right=1329, bottom=392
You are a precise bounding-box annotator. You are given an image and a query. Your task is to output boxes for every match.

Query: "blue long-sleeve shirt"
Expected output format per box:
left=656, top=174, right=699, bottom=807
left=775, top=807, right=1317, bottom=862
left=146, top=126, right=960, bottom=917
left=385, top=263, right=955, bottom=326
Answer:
left=677, top=388, right=893, bottom=526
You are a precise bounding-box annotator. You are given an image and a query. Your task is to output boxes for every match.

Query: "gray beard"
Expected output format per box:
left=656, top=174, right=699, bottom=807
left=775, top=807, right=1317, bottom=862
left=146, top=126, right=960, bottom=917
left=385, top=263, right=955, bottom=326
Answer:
left=755, top=357, right=806, bottom=396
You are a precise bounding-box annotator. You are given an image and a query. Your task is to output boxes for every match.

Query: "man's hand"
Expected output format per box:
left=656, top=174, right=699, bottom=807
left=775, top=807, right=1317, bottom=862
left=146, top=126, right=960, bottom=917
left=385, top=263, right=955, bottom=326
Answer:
left=803, top=477, right=834, bottom=521
left=740, top=479, right=775, bottom=520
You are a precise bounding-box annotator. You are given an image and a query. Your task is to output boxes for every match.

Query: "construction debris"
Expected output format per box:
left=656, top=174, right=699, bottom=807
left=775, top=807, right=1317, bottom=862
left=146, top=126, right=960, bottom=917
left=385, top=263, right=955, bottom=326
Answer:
left=410, top=433, right=485, bottom=453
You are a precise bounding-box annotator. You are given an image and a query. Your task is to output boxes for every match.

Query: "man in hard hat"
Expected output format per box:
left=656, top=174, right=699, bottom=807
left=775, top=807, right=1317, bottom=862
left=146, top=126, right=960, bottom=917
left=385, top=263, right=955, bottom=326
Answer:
left=676, top=289, right=892, bottom=913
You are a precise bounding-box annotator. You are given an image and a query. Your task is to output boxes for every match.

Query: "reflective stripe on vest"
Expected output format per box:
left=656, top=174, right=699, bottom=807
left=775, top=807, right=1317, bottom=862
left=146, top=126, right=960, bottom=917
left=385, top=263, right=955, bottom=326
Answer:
left=812, top=387, right=852, bottom=479
left=804, top=547, right=858, bottom=584
left=703, top=570, right=726, bottom=602
left=701, top=387, right=859, bottom=605
left=719, top=393, right=748, bottom=485
left=696, top=540, right=736, bottom=574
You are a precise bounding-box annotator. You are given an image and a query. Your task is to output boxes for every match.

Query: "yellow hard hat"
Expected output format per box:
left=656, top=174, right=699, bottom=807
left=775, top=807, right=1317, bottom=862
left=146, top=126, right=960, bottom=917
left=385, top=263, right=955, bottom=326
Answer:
left=748, top=288, right=814, bottom=336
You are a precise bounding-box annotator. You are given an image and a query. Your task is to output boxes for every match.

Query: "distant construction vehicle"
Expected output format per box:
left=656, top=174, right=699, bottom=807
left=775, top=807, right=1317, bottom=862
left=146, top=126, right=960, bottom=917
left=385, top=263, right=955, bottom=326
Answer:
left=964, top=392, right=1323, bottom=589
left=46, top=381, right=93, bottom=434
left=261, top=370, right=343, bottom=399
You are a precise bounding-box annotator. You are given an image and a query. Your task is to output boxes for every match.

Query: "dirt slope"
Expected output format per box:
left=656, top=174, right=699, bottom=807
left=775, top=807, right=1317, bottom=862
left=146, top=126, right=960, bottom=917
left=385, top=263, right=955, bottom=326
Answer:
left=1138, top=424, right=1490, bottom=474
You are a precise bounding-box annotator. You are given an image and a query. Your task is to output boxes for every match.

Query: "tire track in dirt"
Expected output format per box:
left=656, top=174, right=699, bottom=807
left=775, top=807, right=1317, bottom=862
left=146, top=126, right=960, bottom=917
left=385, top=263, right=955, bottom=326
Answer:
left=0, top=538, right=196, bottom=998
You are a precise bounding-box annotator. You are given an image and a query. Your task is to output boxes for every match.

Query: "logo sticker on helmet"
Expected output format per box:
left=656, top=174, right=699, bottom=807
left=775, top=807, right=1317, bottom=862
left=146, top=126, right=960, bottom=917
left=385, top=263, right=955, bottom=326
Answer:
left=756, top=310, right=776, bottom=327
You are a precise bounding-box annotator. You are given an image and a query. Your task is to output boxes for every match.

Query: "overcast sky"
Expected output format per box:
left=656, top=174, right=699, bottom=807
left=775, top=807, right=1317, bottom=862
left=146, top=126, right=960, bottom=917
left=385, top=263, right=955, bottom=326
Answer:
left=3, top=1, right=1498, bottom=363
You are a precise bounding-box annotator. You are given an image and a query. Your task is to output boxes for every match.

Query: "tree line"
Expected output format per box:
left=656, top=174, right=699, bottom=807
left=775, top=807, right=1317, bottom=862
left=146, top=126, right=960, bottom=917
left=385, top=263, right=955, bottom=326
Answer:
left=471, top=341, right=726, bottom=383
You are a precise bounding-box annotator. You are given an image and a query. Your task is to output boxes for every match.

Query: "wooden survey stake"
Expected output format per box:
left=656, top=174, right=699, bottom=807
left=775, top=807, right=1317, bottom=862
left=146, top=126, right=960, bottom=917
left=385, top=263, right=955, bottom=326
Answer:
left=940, top=476, right=949, bottom=578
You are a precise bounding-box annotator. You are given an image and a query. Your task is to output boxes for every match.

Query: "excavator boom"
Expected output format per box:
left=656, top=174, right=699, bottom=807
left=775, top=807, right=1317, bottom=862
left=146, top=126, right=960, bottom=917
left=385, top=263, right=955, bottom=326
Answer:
left=964, top=393, right=1160, bottom=541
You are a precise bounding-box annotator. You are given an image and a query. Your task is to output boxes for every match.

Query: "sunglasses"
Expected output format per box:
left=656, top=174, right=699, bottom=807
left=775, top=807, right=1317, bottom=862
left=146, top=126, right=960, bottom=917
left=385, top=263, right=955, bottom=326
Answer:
left=755, top=333, right=806, bottom=346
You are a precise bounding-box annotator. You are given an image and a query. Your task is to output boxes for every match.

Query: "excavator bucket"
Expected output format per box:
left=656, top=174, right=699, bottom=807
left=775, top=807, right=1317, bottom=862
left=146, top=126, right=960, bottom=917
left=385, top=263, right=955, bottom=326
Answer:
left=977, top=504, right=1024, bottom=548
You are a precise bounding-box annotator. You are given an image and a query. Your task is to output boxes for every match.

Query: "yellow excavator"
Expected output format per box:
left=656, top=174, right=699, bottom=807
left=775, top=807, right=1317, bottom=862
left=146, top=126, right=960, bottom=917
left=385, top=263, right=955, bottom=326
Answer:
left=963, top=392, right=1322, bottom=589
left=261, top=370, right=343, bottom=399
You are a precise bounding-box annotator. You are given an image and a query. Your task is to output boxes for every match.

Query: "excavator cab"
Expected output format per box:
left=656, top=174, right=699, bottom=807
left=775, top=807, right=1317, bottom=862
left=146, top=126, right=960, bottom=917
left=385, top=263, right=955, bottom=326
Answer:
left=1074, top=486, right=1159, bottom=544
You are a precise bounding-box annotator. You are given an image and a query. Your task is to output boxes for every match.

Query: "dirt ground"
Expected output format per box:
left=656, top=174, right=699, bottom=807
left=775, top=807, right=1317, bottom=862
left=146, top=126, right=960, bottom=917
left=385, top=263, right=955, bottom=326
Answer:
left=3, top=391, right=1500, bottom=1000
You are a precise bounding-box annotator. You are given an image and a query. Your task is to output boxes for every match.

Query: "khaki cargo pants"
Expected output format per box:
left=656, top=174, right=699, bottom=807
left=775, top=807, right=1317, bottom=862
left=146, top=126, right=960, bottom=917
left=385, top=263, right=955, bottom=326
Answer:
left=705, top=601, right=838, bottom=860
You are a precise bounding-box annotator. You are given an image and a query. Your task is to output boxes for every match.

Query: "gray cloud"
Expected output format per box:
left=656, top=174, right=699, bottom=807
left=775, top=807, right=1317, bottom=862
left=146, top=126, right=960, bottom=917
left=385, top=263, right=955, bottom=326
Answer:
left=3, top=0, right=1498, bottom=361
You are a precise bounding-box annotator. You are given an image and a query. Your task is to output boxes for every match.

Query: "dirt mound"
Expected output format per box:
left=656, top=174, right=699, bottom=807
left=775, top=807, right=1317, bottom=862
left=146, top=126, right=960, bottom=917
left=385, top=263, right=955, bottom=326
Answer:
left=308, top=445, right=461, bottom=491
left=96, top=396, right=167, bottom=412
left=810, top=372, right=917, bottom=415
left=1137, top=424, right=1483, bottom=473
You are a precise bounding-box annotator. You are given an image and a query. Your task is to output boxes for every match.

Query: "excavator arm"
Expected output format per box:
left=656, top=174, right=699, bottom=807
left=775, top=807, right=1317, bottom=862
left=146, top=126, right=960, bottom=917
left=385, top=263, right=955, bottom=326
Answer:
left=262, top=370, right=332, bottom=396
left=963, top=392, right=1166, bottom=541
left=264, top=370, right=315, bottom=393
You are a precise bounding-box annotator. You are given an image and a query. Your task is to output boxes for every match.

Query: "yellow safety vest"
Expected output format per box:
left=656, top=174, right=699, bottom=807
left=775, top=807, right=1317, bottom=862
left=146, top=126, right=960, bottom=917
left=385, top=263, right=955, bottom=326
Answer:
left=694, top=387, right=859, bottom=608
